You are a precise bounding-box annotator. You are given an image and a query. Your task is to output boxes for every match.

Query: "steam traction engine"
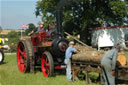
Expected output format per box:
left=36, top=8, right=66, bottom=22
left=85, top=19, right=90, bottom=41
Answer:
left=17, top=10, right=68, bottom=77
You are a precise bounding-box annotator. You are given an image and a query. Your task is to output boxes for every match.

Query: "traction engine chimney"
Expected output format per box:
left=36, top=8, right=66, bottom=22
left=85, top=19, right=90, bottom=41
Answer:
left=56, top=10, right=63, bottom=38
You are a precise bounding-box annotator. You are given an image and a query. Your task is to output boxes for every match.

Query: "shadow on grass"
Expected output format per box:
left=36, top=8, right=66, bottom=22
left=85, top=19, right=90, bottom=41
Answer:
left=54, top=69, right=66, bottom=76
left=0, top=62, right=7, bottom=65
left=34, top=66, right=66, bottom=77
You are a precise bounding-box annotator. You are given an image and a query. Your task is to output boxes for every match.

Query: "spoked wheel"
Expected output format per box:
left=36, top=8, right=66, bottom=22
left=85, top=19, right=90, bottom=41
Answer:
left=41, top=51, right=54, bottom=77
left=0, top=49, right=4, bottom=64
left=17, top=40, right=30, bottom=73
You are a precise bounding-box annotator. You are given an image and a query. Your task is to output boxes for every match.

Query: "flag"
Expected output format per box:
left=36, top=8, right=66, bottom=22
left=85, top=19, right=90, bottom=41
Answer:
left=21, top=24, right=28, bottom=29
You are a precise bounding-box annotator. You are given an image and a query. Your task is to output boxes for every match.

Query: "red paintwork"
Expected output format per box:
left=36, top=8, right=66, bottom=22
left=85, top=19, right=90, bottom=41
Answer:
left=74, top=72, right=77, bottom=75
left=93, top=25, right=128, bottom=30
left=31, top=31, right=49, bottom=46
left=55, top=65, right=66, bottom=69
left=41, top=53, right=50, bottom=77
left=31, top=30, right=52, bottom=77
left=17, top=42, right=27, bottom=72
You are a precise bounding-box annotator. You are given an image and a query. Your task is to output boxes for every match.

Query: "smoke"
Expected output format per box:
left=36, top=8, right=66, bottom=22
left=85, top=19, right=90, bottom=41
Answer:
left=57, top=0, right=82, bottom=10
left=57, top=0, right=68, bottom=10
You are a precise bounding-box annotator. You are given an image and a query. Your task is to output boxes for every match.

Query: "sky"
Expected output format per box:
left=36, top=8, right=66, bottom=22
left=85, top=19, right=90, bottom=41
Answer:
left=0, top=0, right=41, bottom=29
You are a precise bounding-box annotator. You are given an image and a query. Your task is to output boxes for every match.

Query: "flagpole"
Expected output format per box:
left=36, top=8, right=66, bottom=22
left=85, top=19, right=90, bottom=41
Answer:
left=21, top=24, right=24, bottom=39
left=21, top=28, right=22, bottom=39
left=21, top=24, right=28, bottom=39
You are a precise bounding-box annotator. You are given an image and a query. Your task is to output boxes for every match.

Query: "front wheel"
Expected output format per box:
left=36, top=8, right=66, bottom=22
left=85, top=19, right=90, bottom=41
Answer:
left=17, top=40, right=30, bottom=73
left=41, top=51, right=54, bottom=77
left=0, top=49, right=4, bottom=64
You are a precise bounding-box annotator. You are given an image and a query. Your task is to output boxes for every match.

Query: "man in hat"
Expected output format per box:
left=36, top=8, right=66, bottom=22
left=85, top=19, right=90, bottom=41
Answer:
left=64, top=41, right=79, bottom=82
left=28, top=22, right=44, bottom=35
left=36, top=22, right=44, bottom=33
left=101, top=43, right=121, bottom=85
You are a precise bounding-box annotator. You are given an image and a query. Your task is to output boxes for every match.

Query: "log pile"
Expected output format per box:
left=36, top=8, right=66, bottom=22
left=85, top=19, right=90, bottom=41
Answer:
left=74, top=44, right=97, bottom=51
left=117, top=55, right=127, bottom=66
left=72, top=45, right=127, bottom=66
left=72, top=51, right=105, bottom=65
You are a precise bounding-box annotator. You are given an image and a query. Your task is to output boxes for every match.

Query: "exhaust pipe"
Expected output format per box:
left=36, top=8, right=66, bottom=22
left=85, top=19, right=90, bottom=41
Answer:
left=56, top=10, right=63, bottom=38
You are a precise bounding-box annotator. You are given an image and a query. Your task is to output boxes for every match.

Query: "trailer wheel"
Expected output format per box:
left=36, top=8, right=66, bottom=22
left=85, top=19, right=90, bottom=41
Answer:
left=17, top=40, right=30, bottom=73
left=0, top=49, right=4, bottom=64
left=41, top=51, right=54, bottom=77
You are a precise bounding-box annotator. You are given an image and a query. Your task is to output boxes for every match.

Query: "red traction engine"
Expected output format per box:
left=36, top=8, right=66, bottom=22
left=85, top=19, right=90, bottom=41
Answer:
left=17, top=10, right=68, bottom=77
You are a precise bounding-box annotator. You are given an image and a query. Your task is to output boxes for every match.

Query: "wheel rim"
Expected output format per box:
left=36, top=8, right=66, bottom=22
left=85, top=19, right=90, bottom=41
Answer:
left=17, top=42, right=27, bottom=72
left=41, top=54, right=50, bottom=77
left=0, top=51, right=3, bottom=62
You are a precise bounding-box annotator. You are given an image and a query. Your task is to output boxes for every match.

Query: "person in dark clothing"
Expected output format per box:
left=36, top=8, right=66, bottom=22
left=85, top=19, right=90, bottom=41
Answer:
left=28, top=22, right=44, bottom=35
left=101, top=43, right=121, bottom=85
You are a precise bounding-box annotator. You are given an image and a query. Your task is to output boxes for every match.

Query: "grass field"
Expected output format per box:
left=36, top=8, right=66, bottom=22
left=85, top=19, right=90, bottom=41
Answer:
left=0, top=54, right=99, bottom=85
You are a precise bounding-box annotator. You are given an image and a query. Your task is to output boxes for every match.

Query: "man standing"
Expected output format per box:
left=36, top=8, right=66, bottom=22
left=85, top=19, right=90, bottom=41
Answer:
left=101, top=43, right=121, bottom=85
left=64, top=41, right=78, bottom=82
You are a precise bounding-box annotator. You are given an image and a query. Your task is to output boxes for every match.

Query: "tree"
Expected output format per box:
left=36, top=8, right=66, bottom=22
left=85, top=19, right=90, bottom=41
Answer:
left=0, top=26, right=2, bottom=33
left=5, top=31, right=20, bottom=52
left=35, top=0, right=128, bottom=45
left=24, top=23, right=36, bottom=35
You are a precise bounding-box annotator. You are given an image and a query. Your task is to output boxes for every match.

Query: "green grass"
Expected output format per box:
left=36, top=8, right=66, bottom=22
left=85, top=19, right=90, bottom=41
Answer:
left=0, top=54, right=99, bottom=85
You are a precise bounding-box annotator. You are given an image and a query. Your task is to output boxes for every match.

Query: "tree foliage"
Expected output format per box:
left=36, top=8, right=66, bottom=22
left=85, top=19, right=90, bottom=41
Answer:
left=5, top=31, right=20, bottom=52
left=35, top=0, right=128, bottom=44
left=0, top=26, right=2, bottom=33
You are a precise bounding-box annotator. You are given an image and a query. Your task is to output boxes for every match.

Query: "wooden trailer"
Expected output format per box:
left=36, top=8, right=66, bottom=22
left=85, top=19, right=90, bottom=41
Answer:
left=71, top=60, right=128, bottom=84
left=71, top=45, right=128, bottom=84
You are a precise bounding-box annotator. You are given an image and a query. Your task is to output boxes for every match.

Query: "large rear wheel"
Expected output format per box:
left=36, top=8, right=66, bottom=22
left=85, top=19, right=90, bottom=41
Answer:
left=17, top=40, right=30, bottom=73
left=41, top=51, right=54, bottom=77
left=0, top=49, right=4, bottom=64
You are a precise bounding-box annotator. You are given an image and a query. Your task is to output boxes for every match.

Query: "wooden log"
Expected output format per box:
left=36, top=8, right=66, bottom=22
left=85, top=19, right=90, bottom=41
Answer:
left=72, top=51, right=105, bottom=64
left=64, top=32, right=90, bottom=47
left=117, top=55, right=127, bottom=66
left=72, top=51, right=127, bottom=66
left=74, top=44, right=96, bottom=51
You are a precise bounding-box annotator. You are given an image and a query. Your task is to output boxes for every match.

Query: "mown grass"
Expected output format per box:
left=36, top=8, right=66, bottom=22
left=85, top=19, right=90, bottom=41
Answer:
left=0, top=54, right=99, bottom=85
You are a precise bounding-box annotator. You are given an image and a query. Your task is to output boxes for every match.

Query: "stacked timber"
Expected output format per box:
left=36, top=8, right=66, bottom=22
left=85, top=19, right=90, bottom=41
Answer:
left=72, top=51, right=105, bottom=65
left=72, top=45, right=127, bottom=66
left=74, top=44, right=97, bottom=51
left=73, top=45, right=104, bottom=65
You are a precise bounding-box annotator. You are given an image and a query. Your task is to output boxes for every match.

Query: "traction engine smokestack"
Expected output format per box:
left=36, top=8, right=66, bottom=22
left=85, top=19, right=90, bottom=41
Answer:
left=56, top=10, right=63, bottom=38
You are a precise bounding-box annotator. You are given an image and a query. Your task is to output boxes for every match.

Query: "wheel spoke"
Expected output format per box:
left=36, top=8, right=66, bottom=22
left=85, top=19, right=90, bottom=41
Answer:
left=19, top=49, right=23, bottom=54
left=41, top=52, right=54, bottom=77
left=17, top=41, right=29, bottom=73
left=46, top=63, right=49, bottom=67
left=46, top=68, right=49, bottom=74
left=41, top=55, right=49, bottom=77
left=20, top=61, right=24, bottom=64
left=45, top=57, right=48, bottom=62
left=42, top=59, right=45, bottom=64
left=43, top=67, right=46, bottom=73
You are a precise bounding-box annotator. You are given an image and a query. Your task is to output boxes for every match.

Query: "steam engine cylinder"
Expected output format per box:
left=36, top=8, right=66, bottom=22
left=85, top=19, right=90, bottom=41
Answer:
left=52, top=38, right=68, bottom=57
